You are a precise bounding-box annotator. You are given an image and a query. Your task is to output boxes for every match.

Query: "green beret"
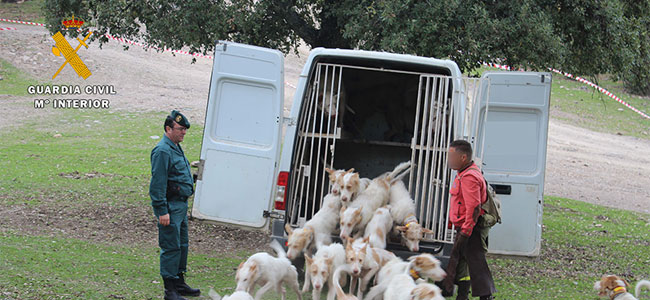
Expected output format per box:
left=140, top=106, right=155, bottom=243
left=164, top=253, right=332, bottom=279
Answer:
left=170, top=110, right=190, bottom=129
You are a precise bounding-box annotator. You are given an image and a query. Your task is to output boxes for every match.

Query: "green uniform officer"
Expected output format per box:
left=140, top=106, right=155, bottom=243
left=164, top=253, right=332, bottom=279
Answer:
left=150, top=110, right=200, bottom=300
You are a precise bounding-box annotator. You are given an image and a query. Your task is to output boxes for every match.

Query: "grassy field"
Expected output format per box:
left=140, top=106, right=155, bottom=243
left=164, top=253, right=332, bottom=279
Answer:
left=0, top=57, right=48, bottom=96
left=0, top=104, right=647, bottom=299
left=0, top=0, right=45, bottom=23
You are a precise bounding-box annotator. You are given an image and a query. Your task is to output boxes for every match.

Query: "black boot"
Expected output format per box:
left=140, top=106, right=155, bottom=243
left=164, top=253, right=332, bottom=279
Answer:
left=480, top=295, right=495, bottom=300
left=163, top=277, right=187, bottom=300
left=456, top=281, right=471, bottom=300
left=176, top=273, right=201, bottom=297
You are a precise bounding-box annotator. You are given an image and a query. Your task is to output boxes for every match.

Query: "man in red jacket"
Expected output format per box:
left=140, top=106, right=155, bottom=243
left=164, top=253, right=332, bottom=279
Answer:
left=443, top=140, right=496, bottom=300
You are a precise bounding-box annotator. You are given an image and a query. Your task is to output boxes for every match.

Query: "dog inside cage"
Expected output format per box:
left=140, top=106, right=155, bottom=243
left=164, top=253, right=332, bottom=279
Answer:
left=286, top=60, right=482, bottom=246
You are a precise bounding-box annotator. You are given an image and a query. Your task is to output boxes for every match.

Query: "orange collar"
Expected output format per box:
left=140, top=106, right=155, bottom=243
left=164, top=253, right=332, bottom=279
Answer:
left=409, top=268, right=420, bottom=280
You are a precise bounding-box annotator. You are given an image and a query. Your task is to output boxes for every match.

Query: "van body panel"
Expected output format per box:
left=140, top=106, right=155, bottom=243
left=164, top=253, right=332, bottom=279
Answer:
left=477, top=72, right=551, bottom=256
left=192, top=41, right=284, bottom=230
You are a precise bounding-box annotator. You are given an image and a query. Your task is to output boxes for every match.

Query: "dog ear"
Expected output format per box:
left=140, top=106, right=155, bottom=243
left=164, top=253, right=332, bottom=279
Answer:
left=325, top=168, right=334, bottom=175
left=346, top=168, right=355, bottom=173
left=353, top=208, right=361, bottom=216
left=622, top=278, right=631, bottom=287
left=396, top=225, right=407, bottom=232
left=285, top=223, right=293, bottom=235
left=304, top=253, right=313, bottom=265
left=237, top=261, right=245, bottom=271
left=422, top=227, right=434, bottom=234
left=325, top=256, right=334, bottom=265
left=340, top=206, right=346, bottom=215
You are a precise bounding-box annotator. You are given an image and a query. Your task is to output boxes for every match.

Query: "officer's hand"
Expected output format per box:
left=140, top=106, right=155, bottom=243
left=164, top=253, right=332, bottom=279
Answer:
left=159, top=214, right=170, bottom=226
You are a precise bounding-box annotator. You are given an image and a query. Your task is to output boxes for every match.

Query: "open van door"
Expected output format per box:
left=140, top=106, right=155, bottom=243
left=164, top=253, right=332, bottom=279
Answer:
left=475, top=72, right=552, bottom=256
left=192, top=41, right=284, bottom=230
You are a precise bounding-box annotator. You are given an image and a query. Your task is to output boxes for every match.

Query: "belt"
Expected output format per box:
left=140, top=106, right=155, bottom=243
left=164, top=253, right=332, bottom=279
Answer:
left=167, top=195, right=188, bottom=202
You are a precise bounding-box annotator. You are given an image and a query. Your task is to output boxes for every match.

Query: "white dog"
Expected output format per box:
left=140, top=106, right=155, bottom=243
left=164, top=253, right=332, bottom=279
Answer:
left=285, top=192, right=341, bottom=260
left=364, top=253, right=446, bottom=300
left=389, top=180, right=433, bottom=252
left=303, top=242, right=347, bottom=300
left=339, top=162, right=411, bottom=240
left=235, top=240, right=302, bottom=300
left=363, top=206, right=393, bottom=249
left=208, top=289, right=254, bottom=300
left=384, top=274, right=445, bottom=300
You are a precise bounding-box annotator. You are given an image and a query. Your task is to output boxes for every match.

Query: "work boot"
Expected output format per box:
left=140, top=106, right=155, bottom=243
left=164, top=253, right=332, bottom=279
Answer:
left=176, top=273, right=201, bottom=297
left=479, top=295, right=495, bottom=300
left=456, top=281, right=471, bottom=300
left=163, top=277, right=188, bottom=300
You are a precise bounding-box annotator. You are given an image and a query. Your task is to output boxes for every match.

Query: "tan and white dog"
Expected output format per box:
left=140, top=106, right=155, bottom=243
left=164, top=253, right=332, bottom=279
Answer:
left=594, top=275, right=650, bottom=300
left=302, top=242, right=347, bottom=300
left=337, top=170, right=371, bottom=208
left=208, top=289, right=254, bottom=300
left=364, top=253, right=446, bottom=300
left=363, top=206, right=393, bottom=249
left=339, top=161, right=411, bottom=240
left=389, top=180, right=434, bottom=252
left=235, top=240, right=302, bottom=300
left=384, top=273, right=445, bottom=300
left=325, top=167, right=354, bottom=197
left=344, top=237, right=397, bottom=298
left=285, top=192, right=341, bottom=260
left=333, top=264, right=360, bottom=300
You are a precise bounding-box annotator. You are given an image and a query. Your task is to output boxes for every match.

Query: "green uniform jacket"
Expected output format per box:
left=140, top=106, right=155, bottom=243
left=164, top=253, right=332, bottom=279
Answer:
left=149, top=134, right=194, bottom=217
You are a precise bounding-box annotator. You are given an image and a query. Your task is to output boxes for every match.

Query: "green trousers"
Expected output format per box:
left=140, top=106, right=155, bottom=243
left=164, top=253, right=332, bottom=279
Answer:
left=455, top=225, right=496, bottom=297
left=158, top=200, right=189, bottom=279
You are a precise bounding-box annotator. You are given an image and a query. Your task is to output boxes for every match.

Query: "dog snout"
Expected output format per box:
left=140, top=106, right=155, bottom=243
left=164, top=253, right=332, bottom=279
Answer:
left=353, top=268, right=359, bottom=275
left=341, top=196, right=348, bottom=202
left=315, top=283, right=322, bottom=289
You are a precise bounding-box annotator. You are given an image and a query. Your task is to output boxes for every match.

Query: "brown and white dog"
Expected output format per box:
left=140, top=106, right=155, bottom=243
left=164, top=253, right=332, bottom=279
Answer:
left=389, top=180, right=433, bottom=252
left=594, top=275, right=650, bottom=300
left=235, top=240, right=302, bottom=300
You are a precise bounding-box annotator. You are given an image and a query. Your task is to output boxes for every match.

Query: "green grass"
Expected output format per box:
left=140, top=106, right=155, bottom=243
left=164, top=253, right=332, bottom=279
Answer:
left=486, top=196, right=650, bottom=299
left=0, top=229, right=248, bottom=299
left=471, top=66, right=650, bottom=140
left=0, top=108, right=202, bottom=209
left=0, top=0, right=46, bottom=24
left=0, top=58, right=46, bottom=96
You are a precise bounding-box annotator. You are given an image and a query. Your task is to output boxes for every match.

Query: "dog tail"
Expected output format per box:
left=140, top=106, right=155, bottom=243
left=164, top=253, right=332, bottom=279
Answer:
left=208, top=288, right=222, bottom=300
left=387, top=161, right=411, bottom=183
left=636, top=280, right=650, bottom=298
left=270, top=239, right=287, bottom=260
left=333, top=264, right=351, bottom=300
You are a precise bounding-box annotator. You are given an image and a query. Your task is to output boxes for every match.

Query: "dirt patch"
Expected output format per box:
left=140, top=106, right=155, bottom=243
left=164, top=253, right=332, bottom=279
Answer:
left=544, top=118, right=650, bottom=214
left=0, top=194, right=272, bottom=256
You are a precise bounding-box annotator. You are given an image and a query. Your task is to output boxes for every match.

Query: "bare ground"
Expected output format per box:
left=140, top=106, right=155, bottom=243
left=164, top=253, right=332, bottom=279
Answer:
left=1, top=23, right=648, bottom=255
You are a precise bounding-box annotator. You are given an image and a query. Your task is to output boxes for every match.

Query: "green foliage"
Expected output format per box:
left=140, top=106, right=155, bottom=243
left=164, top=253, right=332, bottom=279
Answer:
left=41, top=0, right=650, bottom=96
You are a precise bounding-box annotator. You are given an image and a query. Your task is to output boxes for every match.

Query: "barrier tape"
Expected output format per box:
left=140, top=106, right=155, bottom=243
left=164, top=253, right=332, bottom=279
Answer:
left=0, top=27, right=17, bottom=30
left=484, top=62, right=649, bottom=120
left=3, top=17, right=648, bottom=118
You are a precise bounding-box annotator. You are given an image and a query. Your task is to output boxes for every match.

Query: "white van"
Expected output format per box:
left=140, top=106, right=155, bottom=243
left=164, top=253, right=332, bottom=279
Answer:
left=191, top=41, right=551, bottom=261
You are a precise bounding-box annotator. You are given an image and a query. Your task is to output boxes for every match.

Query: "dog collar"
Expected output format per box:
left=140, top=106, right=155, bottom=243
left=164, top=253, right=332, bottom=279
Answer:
left=405, top=214, right=418, bottom=227
left=409, top=268, right=420, bottom=280
left=611, top=286, right=627, bottom=299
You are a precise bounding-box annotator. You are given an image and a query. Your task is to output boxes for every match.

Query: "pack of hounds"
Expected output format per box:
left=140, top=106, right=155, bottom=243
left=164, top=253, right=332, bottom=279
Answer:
left=209, top=161, right=650, bottom=300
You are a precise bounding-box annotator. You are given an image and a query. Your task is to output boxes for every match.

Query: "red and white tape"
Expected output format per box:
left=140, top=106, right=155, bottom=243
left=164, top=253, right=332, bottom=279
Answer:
left=2, top=17, right=648, bottom=118
left=0, top=27, right=17, bottom=30
left=483, top=62, right=649, bottom=119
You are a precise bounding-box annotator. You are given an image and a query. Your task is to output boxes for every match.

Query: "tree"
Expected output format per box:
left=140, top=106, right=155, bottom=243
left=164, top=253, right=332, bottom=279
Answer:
left=43, top=0, right=650, bottom=96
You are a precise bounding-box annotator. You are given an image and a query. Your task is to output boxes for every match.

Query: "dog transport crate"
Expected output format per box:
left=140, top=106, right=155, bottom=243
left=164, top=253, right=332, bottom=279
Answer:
left=192, top=41, right=552, bottom=258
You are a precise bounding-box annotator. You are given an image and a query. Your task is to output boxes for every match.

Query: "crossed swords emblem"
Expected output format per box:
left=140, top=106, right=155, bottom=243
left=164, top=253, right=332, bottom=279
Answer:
left=51, top=31, right=93, bottom=79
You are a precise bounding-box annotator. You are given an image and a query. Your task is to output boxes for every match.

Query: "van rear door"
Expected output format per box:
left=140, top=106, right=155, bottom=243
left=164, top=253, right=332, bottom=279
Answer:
left=476, top=72, right=551, bottom=256
left=192, top=41, right=284, bottom=230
